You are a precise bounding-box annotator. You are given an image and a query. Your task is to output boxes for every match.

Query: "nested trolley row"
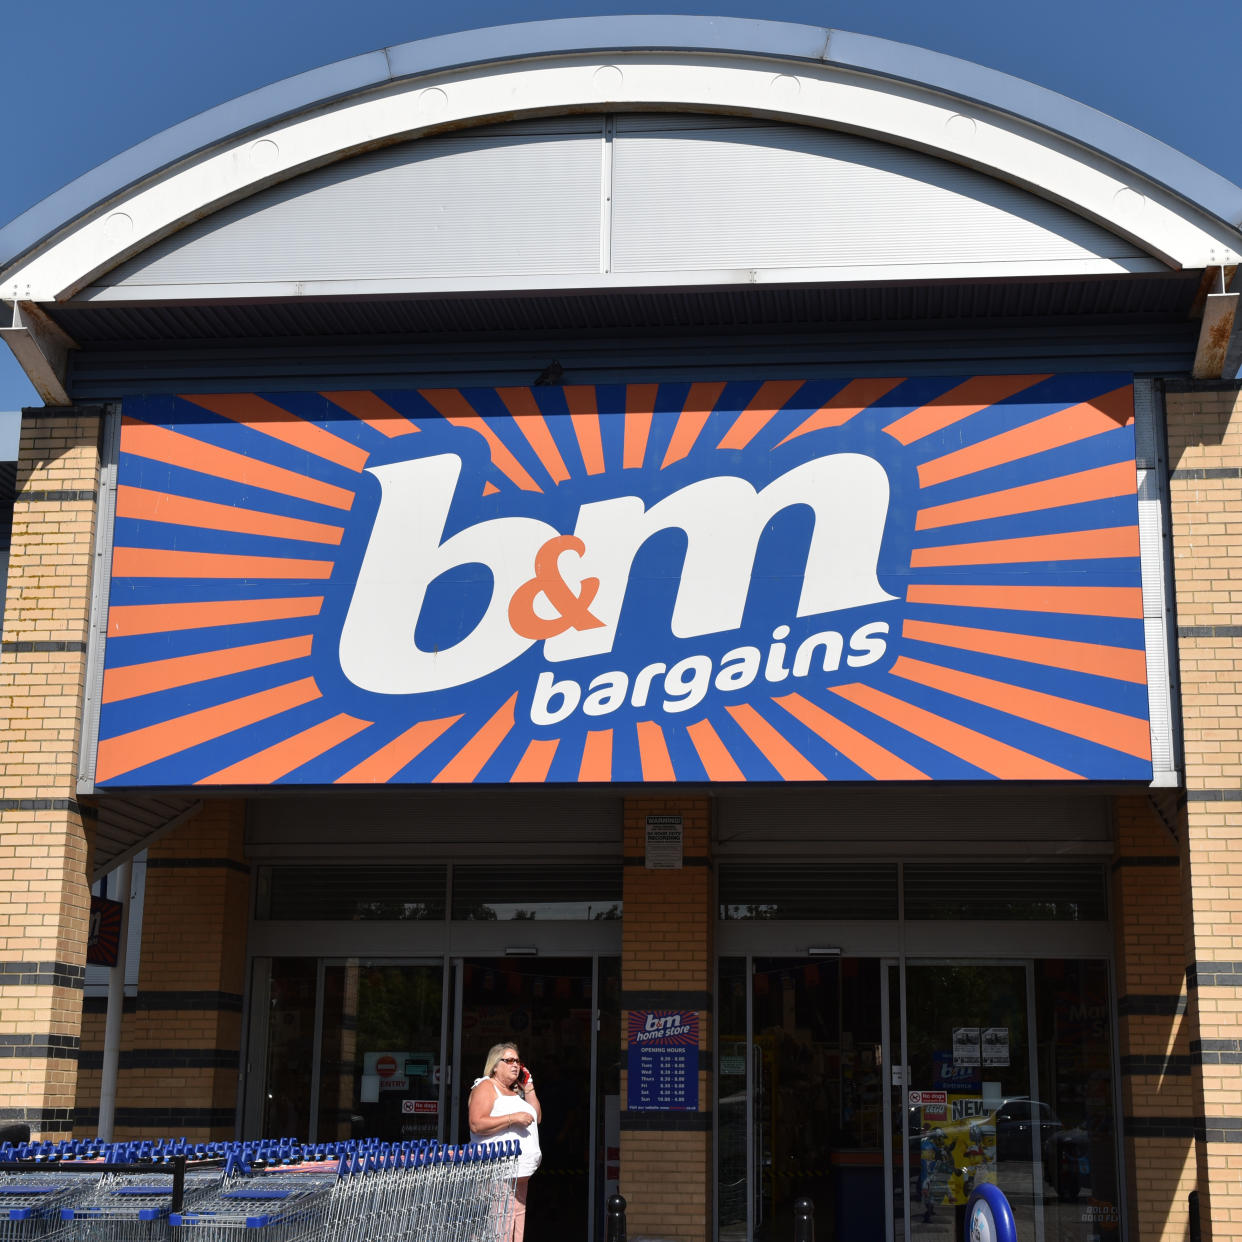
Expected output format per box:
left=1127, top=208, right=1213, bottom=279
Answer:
left=0, top=1137, right=520, bottom=1242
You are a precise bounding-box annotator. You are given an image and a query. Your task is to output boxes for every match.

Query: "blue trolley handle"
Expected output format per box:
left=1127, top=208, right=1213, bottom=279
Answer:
left=964, top=1184, right=1016, bottom=1242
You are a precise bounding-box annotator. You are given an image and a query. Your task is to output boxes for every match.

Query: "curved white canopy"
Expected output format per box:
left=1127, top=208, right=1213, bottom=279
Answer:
left=2, top=16, right=1241, bottom=305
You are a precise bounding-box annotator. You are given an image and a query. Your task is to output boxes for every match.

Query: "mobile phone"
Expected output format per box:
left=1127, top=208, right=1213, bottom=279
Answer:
left=518, top=1066, right=531, bottom=1088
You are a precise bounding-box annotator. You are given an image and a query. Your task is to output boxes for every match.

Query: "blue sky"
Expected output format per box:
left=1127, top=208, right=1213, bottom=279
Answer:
left=2, top=0, right=1240, bottom=423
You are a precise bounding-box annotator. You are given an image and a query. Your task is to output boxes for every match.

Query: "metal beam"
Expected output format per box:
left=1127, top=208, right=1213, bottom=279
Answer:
left=1225, top=310, right=1242, bottom=380
left=0, top=300, right=76, bottom=405
left=1225, top=266, right=1242, bottom=379
left=1192, top=290, right=1240, bottom=379
left=1188, top=263, right=1238, bottom=318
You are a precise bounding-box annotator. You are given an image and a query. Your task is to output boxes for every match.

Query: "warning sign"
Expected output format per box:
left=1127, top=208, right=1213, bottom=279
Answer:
left=401, top=1100, right=438, bottom=1115
left=909, top=1089, right=948, bottom=1119
left=362, top=1051, right=415, bottom=1097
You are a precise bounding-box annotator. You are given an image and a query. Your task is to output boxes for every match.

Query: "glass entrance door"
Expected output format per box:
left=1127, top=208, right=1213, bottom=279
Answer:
left=254, top=957, right=447, bottom=1142
left=887, top=958, right=1122, bottom=1242
left=888, top=962, right=1036, bottom=1242
left=452, top=956, right=620, bottom=1242
left=717, top=957, right=886, bottom=1242
left=719, top=955, right=1120, bottom=1242
left=319, top=960, right=446, bottom=1142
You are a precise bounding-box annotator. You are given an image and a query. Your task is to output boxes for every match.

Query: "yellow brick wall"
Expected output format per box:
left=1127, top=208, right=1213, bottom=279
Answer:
left=1163, top=380, right=1242, bottom=1241
left=0, top=412, right=101, bottom=1138
left=620, top=1131, right=713, bottom=1239
left=620, top=797, right=713, bottom=1242
left=72, top=800, right=250, bottom=1141
left=1113, top=795, right=1194, bottom=1239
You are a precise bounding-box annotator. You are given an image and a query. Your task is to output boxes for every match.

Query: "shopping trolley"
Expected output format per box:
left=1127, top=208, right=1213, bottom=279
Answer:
left=4, top=1137, right=521, bottom=1242
left=324, top=1141, right=520, bottom=1242
left=432, top=1142, right=522, bottom=1242
left=3, top=1144, right=226, bottom=1242
left=169, top=1156, right=338, bottom=1242
left=58, top=1160, right=226, bottom=1242
left=0, top=1168, right=89, bottom=1242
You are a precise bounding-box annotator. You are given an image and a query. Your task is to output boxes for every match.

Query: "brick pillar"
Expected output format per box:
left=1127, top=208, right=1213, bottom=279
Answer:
left=1112, top=794, right=1195, bottom=1239
left=0, top=411, right=101, bottom=1139
left=87, top=800, right=250, bottom=1140
left=1164, top=379, right=1242, bottom=1239
left=621, top=797, right=713, bottom=1242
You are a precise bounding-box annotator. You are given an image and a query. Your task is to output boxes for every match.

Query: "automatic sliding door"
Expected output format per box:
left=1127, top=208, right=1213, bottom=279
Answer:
left=256, top=957, right=318, bottom=1139
left=716, top=957, right=884, bottom=1242
left=717, top=958, right=749, bottom=1241
left=317, top=960, right=445, bottom=1142
left=888, top=962, right=1037, bottom=1242
left=454, top=957, right=604, bottom=1242
left=250, top=957, right=446, bottom=1143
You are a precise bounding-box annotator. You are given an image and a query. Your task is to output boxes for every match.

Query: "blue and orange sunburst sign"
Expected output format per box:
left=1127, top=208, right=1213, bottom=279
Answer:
left=93, top=374, right=1154, bottom=787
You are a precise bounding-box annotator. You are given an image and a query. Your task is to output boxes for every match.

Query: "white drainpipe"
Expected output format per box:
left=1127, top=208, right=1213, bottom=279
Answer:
left=96, top=859, right=132, bottom=1141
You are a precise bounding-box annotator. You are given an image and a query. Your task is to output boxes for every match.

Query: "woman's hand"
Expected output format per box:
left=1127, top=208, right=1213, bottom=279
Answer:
left=517, top=1066, right=542, bottom=1125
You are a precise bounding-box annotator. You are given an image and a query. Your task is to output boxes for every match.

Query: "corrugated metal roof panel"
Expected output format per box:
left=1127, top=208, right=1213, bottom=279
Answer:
left=84, top=795, right=203, bottom=880
left=60, top=321, right=1200, bottom=398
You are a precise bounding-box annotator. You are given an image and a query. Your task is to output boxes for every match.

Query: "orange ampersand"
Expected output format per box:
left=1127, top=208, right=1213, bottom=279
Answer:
left=508, top=534, right=606, bottom=639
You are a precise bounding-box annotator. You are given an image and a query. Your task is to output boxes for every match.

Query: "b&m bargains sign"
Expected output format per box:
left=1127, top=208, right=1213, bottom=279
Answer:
left=94, top=375, right=1153, bottom=786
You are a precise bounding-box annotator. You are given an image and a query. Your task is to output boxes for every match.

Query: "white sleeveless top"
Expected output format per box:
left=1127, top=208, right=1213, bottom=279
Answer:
left=470, top=1078, right=542, bottom=1178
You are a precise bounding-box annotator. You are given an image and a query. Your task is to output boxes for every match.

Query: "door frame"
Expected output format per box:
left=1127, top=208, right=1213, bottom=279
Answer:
left=716, top=952, right=887, bottom=1242
left=244, top=947, right=614, bottom=1142
left=714, top=922, right=1118, bottom=1242
left=243, top=920, right=621, bottom=1134
left=883, top=958, right=1044, bottom=1242
left=449, top=952, right=608, bottom=1242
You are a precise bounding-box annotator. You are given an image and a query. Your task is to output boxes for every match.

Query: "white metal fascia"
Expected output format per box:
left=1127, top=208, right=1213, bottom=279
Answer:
left=74, top=257, right=1172, bottom=304
left=3, top=19, right=1242, bottom=302
left=4, top=15, right=1242, bottom=264
left=820, top=29, right=1242, bottom=231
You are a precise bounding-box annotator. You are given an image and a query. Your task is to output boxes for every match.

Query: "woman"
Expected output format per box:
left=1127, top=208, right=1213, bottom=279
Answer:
left=469, top=1042, right=542, bottom=1242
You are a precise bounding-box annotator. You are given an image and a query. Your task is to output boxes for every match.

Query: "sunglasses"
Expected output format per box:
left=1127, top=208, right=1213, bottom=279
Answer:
left=498, top=1057, right=521, bottom=1065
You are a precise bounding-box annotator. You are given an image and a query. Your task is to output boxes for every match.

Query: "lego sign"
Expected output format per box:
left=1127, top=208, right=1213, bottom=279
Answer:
left=93, top=376, right=1152, bottom=786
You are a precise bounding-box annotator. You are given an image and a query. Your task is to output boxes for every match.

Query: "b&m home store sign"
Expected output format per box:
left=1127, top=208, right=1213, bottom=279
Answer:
left=93, top=374, right=1153, bottom=787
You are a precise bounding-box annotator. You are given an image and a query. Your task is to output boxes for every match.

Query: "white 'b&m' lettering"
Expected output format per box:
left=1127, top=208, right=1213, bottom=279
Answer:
left=338, top=450, right=895, bottom=699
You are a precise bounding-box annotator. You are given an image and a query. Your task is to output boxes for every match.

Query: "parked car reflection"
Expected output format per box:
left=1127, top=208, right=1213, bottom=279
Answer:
left=993, top=1097, right=1062, bottom=1161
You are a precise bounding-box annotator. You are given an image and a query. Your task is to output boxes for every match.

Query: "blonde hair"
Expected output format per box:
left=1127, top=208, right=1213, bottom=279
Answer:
left=482, top=1042, right=521, bottom=1082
